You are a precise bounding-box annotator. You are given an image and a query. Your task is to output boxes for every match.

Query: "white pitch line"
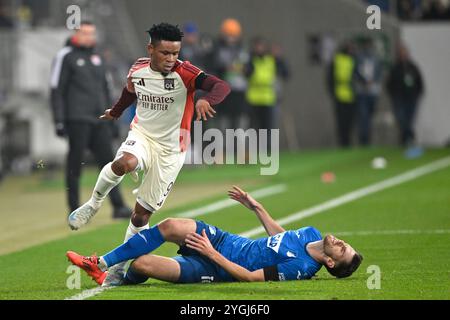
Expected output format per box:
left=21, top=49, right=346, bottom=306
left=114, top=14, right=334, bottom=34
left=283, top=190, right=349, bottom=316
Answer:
left=240, top=156, right=450, bottom=238
left=65, top=155, right=450, bottom=300
left=64, top=285, right=114, bottom=300
left=176, top=184, right=287, bottom=218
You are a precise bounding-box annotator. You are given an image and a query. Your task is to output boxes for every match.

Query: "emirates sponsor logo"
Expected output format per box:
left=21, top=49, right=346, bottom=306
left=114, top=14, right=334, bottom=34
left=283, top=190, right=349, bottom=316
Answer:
left=137, top=92, right=175, bottom=111
left=137, top=92, right=175, bottom=104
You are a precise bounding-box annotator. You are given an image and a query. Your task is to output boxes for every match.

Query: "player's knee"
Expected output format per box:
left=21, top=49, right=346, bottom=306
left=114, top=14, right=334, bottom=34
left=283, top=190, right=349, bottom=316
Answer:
left=158, top=218, right=177, bottom=238
left=112, top=155, right=137, bottom=175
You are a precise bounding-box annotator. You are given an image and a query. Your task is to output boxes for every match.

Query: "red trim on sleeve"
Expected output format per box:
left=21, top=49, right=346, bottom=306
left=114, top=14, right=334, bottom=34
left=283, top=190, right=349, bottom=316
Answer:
left=178, top=89, right=195, bottom=152
left=127, top=57, right=150, bottom=78
left=175, top=61, right=202, bottom=152
left=175, top=61, right=202, bottom=91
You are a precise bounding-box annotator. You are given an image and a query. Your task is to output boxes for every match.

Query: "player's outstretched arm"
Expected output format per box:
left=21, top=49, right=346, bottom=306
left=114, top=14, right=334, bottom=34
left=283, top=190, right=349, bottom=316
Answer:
left=228, top=186, right=285, bottom=236
left=194, top=74, right=230, bottom=121
left=185, top=230, right=265, bottom=282
left=100, top=79, right=137, bottom=120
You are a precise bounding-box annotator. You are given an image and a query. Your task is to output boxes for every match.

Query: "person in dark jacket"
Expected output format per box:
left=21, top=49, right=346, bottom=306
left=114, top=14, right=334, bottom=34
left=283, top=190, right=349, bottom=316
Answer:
left=327, top=42, right=357, bottom=147
left=50, top=21, right=130, bottom=218
left=211, top=19, right=249, bottom=132
left=386, top=44, right=424, bottom=146
left=354, top=37, right=383, bottom=146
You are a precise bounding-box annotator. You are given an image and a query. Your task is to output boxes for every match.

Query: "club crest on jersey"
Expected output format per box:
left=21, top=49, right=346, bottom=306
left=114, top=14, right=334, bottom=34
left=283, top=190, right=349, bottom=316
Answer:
left=164, top=78, right=175, bottom=90
left=90, top=55, right=102, bottom=66
left=76, top=58, right=85, bottom=67
left=267, top=232, right=285, bottom=253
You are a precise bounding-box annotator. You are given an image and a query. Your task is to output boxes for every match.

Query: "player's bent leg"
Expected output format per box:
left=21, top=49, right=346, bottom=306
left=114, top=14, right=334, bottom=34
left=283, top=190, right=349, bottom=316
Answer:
left=69, top=219, right=196, bottom=283
left=125, top=255, right=181, bottom=284
left=158, top=218, right=197, bottom=245
left=99, top=218, right=195, bottom=272
left=103, top=201, right=153, bottom=287
left=111, top=152, right=139, bottom=176
left=131, top=201, right=153, bottom=228
left=67, top=152, right=139, bottom=231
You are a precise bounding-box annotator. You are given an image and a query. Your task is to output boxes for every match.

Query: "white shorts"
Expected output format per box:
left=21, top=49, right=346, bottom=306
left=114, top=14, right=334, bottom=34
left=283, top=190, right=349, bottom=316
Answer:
left=115, top=128, right=186, bottom=212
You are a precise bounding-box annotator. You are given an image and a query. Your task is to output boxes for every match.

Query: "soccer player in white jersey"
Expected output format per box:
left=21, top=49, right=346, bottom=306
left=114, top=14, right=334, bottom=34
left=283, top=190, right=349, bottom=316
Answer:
left=67, top=23, right=230, bottom=285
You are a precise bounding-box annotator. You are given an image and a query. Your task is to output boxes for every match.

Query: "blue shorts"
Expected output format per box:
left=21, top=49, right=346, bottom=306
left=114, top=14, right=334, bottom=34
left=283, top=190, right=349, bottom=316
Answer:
left=174, top=221, right=234, bottom=283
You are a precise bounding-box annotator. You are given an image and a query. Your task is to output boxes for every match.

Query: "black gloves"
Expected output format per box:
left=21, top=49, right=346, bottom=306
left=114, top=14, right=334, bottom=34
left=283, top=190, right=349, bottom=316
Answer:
left=55, top=122, right=66, bottom=137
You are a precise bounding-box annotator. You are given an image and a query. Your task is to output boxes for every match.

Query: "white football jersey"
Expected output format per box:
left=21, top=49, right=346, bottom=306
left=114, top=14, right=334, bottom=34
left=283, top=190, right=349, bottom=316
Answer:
left=127, top=58, right=202, bottom=152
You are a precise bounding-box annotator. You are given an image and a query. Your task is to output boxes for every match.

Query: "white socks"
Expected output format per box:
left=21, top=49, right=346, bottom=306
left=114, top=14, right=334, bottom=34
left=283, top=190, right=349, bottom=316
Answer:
left=98, top=257, right=108, bottom=272
left=124, top=220, right=150, bottom=242
left=89, top=162, right=124, bottom=210
left=108, top=221, right=149, bottom=272
left=98, top=221, right=149, bottom=273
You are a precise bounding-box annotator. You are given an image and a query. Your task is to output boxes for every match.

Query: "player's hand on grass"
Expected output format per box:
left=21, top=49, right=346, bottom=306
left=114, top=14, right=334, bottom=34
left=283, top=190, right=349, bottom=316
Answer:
left=228, top=186, right=259, bottom=211
left=185, top=229, right=216, bottom=259
left=99, top=109, right=116, bottom=120
left=195, top=99, right=216, bottom=121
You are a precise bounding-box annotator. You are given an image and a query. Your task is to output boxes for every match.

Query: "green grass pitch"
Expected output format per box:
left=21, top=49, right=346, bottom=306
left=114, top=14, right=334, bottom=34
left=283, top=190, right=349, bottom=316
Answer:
left=0, top=147, right=449, bottom=300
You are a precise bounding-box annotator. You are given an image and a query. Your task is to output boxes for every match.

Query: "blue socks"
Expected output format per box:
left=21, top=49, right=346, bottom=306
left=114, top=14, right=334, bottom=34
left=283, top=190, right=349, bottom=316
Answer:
left=102, top=225, right=164, bottom=268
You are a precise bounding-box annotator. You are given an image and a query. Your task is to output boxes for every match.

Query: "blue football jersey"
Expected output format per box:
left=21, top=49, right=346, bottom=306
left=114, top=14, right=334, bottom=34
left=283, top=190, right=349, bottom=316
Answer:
left=218, top=226, right=323, bottom=280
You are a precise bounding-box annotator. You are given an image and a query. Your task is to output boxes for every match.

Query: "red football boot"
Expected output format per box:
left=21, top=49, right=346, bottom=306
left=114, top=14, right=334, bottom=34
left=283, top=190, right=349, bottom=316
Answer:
left=66, top=251, right=106, bottom=285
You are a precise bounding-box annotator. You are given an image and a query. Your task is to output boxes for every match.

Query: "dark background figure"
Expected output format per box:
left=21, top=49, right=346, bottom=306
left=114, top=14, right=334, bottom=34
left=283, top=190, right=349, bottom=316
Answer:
left=396, top=0, right=422, bottom=20
left=179, top=22, right=214, bottom=161
left=422, top=0, right=450, bottom=20
left=327, top=41, right=357, bottom=148
left=271, top=42, right=291, bottom=132
left=245, top=37, right=289, bottom=152
left=354, top=37, right=383, bottom=146
left=211, top=18, right=249, bottom=132
left=50, top=21, right=130, bottom=218
left=386, top=43, right=424, bottom=146
left=179, top=22, right=213, bottom=70
left=0, top=4, right=14, bottom=28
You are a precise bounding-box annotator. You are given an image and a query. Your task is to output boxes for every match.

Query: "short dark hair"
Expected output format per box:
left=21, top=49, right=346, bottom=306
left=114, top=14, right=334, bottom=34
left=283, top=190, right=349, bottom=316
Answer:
left=326, top=252, right=364, bottom=279
left=147, top=23, right=184, bottom=45
left=80, top=20, right=95, bottom=26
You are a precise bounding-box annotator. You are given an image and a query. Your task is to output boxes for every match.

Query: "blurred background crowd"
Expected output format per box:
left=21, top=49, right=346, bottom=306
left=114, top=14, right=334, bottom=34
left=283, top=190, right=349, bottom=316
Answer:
left=366, top=0, right=450, bottom=20
left=0, top=0, right=449, bottom=184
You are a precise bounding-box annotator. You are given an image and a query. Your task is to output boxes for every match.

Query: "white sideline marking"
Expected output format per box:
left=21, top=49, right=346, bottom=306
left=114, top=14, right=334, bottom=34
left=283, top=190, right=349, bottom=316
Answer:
left=176, top=184, right=287, bottom=218
left=64, top=286, right=114, bottom=300
left=240, top=156, right=450, bottom=238
left=65, top=156, right=450, bottom=300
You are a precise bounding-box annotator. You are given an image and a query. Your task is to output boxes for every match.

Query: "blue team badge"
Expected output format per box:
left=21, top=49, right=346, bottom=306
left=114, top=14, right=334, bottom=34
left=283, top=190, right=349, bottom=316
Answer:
left=267, top=233, right=285, bottom=253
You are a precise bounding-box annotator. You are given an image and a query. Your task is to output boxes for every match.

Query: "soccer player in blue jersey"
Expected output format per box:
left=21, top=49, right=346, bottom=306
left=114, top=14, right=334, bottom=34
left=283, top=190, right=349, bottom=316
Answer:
left=67, top=186, right=363, bottom=285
